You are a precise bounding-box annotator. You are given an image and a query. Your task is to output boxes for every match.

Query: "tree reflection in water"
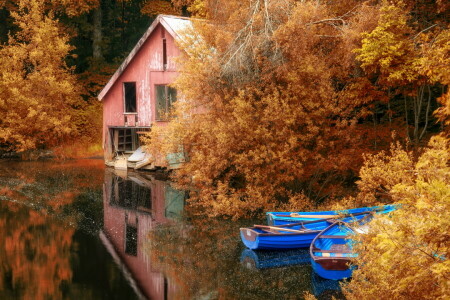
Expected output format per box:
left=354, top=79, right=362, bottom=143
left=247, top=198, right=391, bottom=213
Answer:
left=0, top=204, right=74, bottom=300
left=0, top=160, right=137, bottom=299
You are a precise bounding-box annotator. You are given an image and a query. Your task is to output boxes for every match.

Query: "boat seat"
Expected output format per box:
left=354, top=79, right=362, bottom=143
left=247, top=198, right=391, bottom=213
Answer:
left=320, top=252, right=346, bottom=258
left=318, top=235, right=350, bottom=239
left=312, top=247, right=354, bottom=254
left=330, top=244, right=351, bottom=251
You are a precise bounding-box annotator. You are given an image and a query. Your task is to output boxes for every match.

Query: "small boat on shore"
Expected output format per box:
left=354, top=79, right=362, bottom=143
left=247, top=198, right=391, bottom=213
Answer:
left=267, top=204, right=397, bottom=226
left=310, top=220, right=365, bottom=280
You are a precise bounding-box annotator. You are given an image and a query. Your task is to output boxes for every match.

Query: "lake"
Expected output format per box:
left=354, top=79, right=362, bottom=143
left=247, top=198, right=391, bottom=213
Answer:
left=0, top=159, right=342, bottom=299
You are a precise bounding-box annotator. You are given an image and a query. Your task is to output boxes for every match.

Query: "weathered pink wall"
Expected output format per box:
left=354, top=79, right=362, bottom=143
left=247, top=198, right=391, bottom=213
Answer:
left=102, top=24, right=181, bottom=150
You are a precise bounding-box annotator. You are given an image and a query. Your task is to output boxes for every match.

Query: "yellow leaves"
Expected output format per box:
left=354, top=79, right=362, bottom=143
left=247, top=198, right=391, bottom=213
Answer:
left=141, top=0, right=180, bottom=17
left=0, top=0, right=82, bottom=151
left=343, top=136, right=450, bottom=299
left=356, top=0, right=419, bottom=86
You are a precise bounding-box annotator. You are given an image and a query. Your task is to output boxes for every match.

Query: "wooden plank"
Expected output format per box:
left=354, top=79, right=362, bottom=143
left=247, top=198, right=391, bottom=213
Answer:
left=135, top=157, right=152, bottom=169
left=312, top=248, right=354, bottom=254
left=318, top=235, right=350, bottom=239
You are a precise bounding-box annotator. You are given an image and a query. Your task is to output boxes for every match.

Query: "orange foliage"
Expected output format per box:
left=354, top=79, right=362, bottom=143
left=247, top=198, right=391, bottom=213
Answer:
left=0, top=0, right=99, bottom=16
left=141, top=0, right=450, bottom=219
left=355, top=0, right=448, bottom=143
left=141, top=0, right=180, bottom=16
left=0, top=0, right=81, bottom=151
left=342, top=136, right=450, bottom=299
left=145, top=0, right=402, bottom=218
left=0, top=0, right=105, bottom=154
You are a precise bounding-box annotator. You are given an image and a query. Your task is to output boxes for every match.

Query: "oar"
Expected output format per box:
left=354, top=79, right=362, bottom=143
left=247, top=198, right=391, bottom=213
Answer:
left=253, top=225, right=311, bottom=233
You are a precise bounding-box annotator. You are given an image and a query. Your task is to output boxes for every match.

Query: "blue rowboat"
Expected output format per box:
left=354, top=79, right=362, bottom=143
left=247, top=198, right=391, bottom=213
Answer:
left=310, top=221, right=362, bottom=280
left=240, top=248, right=310, bottom=269
left=240, top=225, right=322, bottom=250
left=240, top=210, right=377, bottom=250
left=267, top=204, right=398, bottom=226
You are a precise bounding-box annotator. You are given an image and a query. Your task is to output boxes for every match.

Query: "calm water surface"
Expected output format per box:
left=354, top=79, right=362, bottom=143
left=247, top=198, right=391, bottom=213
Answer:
left=0, top=159, right=341, bottom=300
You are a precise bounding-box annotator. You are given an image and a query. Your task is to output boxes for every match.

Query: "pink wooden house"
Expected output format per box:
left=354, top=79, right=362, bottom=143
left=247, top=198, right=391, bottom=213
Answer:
left=98, top=15, right=191, bottom=169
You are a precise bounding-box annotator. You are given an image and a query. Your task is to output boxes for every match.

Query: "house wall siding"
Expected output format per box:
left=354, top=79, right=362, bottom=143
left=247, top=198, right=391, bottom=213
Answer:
left=102, top=24, right=181, bottom=153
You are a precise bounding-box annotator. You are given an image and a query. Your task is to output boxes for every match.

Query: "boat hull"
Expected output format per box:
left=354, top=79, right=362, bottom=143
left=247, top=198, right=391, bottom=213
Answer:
left=311, top=258, right=353, bottom=280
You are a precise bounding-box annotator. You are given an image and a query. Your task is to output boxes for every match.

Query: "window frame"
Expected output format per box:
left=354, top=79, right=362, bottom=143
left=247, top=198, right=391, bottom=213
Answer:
left=123, top=82, right=137, bottom=114
left=163, top=37, right=167, bottom=71
left=155, top=84, right=177, bottom=121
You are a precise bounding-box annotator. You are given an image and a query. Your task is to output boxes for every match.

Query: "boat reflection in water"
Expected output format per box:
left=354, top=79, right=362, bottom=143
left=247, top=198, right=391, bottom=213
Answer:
left=240, top=248, right=310, bottom=269
left=311, top=272, right=342, bottom=299
left=241, top=249, right=342, bottom=299
left=100, top=168, right=185, bottom=300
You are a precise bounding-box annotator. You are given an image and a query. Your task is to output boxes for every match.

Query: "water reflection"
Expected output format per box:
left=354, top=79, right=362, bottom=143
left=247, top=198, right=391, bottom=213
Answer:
left=0, top=160, right=139, bottom=299
left=101, top=169, right=186, bottom=299
left=240, top=249, right=343, bottom=299
left=0, top=160, right=342, bottom=300
left=102, top=168, right=344, bottom=299
left=240, top=249, right=310, bottom=270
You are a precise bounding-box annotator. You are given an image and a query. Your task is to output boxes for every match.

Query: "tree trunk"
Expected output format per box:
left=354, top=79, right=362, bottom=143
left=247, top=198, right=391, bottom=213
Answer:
left=92, top=6, right=103, bottom=61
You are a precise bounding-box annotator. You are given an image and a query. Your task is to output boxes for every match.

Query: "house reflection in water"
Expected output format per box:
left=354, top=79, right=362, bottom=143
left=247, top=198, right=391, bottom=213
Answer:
left=100, top=168, right=185, bottom=299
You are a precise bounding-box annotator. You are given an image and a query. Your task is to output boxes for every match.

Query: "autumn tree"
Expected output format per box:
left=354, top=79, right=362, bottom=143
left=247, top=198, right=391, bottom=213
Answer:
left=422, top=28, right=450, bottom=136
left=341, top=135, right=450, bottom=299
left=141, top=0, right=180, bottom=16
left=143, top=0, right=402, bottom=218
left=0, top=0, right=82, bottom=151
left=355, top=0, right=448, bottom=143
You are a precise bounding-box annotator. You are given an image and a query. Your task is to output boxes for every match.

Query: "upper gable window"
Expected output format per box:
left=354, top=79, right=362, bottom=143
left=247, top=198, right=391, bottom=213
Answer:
left=163, top=38, right=167, bottom=70
left=123, top=82, right=136, bottom=113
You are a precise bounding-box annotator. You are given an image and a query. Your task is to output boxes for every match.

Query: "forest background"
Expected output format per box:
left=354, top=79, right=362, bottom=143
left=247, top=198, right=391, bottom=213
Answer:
left=0, top=0, right=449, bottom=298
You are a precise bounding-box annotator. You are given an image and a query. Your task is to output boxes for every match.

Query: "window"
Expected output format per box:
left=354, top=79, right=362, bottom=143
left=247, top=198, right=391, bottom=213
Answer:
left=113, top=128, right=149, bottom=152
left=117, top=128, right=133, bottom=151
left=156, top=85, right=177, bottom=120
left=163, top=38, right=167, bottom=70
left=123, top=82, right=136, bottom=113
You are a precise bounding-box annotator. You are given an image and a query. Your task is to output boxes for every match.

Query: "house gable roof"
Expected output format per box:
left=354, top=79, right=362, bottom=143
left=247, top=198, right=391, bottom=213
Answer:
left=98, top=15, right=193, bottom=101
